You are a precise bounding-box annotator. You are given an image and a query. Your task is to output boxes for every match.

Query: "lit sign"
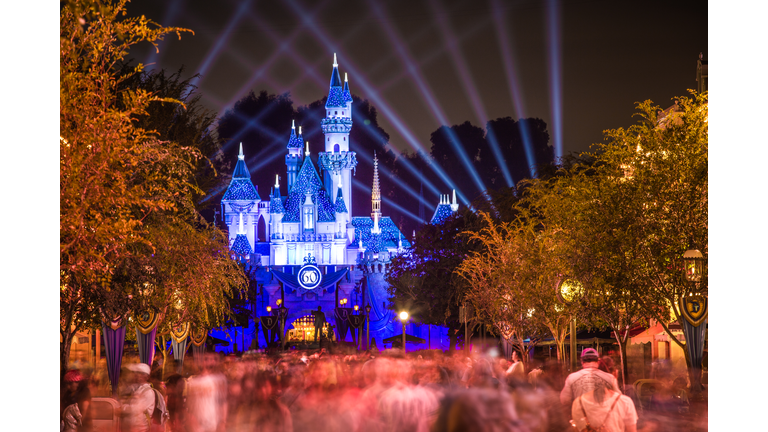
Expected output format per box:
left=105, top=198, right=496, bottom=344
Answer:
left=298, top=264, right=322, bottom=290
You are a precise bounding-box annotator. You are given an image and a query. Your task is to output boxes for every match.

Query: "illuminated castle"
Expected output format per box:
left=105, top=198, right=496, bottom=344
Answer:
left=218, top=55, right=459, bottom=351
left=221, top=54, right=411, bottom=268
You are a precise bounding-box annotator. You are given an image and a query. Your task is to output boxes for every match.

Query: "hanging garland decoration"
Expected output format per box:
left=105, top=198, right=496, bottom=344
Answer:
left=191, top=327, right=208, bottom=347
left=170, top=322, right=191, bottom=344
left=135, top=308, right=159, bottom=334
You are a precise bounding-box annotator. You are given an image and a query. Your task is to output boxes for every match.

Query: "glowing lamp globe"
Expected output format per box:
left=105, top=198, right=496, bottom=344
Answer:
left=557, top=279, right=584, bottom=304
left=266, top=306, right=272, bottom=312
left=399, top=311, right=409, bottom=321
left=354, top=305, right=359, bottom=311
left=365, top=305, right=372, bottom=314
left=276, top=299, right=283, bottom=306
left=683, top=249, right=705, bottom=283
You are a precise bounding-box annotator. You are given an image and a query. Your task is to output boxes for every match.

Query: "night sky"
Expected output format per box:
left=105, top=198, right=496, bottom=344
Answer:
left=125, top=0, right=707, bottom=159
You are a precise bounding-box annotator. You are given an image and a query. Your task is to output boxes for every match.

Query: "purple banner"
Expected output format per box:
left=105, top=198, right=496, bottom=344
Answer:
left=101, top=324, right=126, bottom=396
left=136, top=327, right=157, bottom=366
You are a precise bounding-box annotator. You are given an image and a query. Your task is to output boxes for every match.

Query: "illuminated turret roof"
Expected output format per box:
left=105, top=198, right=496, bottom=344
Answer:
left=270, top=176, right=285, bottom=214
left=230, top=234, right=252, bottom=257
left=334, top=185, right=347, bottom=214
left=350, top=217, right=411, bottom=252
left=223, top=143, right=259, bottom=201
left=282, top=156, right=335, bottom=223
left=430, top=193, right=457, bottom=225
left=326, top=53, right=346, bottom=108
left=287, top=120, right=303, bottom=149
left=342, top=73, right=353, bottom=104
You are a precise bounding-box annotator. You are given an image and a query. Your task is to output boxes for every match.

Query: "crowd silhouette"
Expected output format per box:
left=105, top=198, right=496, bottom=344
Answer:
left=60, top=347, right=707, bottom=432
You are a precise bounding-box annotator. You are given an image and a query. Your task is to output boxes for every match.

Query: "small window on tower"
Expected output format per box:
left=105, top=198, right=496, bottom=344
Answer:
left=342, top=111, right=344, bottom=115
left=335, top=111, right=338, bottom=115
left=343, top=137, right=346, bottom=141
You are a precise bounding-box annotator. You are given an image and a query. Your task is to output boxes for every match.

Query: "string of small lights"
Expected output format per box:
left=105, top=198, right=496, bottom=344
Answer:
left=351, top=217, right=411, bottom=252
left=334, top=187, right=348, bottom=214
left=325, top=87, right=347, bottom=108
left=230, top=234, right=252, bottom=256
left=430, top=204, right=454, bottom=225
left=223, top=179, right=259, bottom=201
left=282, top=158, right=336, bottom=223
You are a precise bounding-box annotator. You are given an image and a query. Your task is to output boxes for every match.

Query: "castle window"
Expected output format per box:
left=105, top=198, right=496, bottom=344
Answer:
left=335, top=111, right=338, bottom=115
left=343, top=137, right=345, bottom=141
left=334, top=144, right=339, bottom=152
left=303, top=207, right=314, bottom=230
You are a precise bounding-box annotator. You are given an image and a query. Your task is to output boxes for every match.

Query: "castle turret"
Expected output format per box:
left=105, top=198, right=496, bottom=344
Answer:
left=222, top=143, right=260, bottom=256
left=430, top=192, right=458, bottom=225
left=286, top=120, right=303, bottom=191
left=371, top=152, right=382, bottom=234
left=269, top=175, right=285, bottom=237
left=318, top=54, right=357, bottom=219
left=334, top=175, right=348, bottom=232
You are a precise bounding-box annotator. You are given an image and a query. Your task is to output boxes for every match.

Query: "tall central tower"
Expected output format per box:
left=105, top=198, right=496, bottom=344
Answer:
left=318, top=54, right=357, bottom=224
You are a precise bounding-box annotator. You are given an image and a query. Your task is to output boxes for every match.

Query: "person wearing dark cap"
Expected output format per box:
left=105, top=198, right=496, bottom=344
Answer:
left=560, top=348, right=620, bottom=408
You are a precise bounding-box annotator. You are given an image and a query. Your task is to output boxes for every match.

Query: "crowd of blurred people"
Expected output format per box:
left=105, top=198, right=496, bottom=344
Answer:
left=61, top=345, right=707, bottom=432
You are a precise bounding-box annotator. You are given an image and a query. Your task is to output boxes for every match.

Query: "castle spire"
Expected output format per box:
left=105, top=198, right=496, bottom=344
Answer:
left=238, top=142, right=244, bottom=160
left=342, top=72, right=353, bottom=104
left=305, top=141, right=310, bottom=157
left=329, top=53, right=342, bottom=88
left=287, top=121, right=302, bottom=149
left=371, top=152, right=382, bottom=234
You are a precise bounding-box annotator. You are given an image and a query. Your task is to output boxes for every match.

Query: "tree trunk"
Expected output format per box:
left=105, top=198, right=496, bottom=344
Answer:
left=156, top=335, right=170, bottom=380
left=61, top=331, right=75, bottom=375
left=60, top=305, right=77, bottom=374
left=449, top=328, right=459, bottom=352
left=613, top=331, right=629, bottom=391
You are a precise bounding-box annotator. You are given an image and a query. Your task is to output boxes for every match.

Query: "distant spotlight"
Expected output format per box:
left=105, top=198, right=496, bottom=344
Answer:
left=546, top=0, right=564, bottom=161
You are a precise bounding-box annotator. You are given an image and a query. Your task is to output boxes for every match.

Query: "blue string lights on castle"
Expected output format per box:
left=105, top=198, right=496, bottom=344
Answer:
left=230, top=234, right=252, bottom=257
left=217, top=54, right=459, bottom=353
left=282, top=157, right=336, bottom=223
left=431, top=191, right=460, bottom=225
left=326, top=87, right=347, bottom=108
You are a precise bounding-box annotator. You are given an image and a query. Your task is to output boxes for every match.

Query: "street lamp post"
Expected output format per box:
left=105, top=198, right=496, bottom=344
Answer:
left=365, top=304, right=372, bottom=351
left=354, top=305, right=360, bottom=350
left=399, top=311, right=409, bottom=352
left=681, top=248, right=707, bottom=396
left=557, top=279, right=584, bottom=373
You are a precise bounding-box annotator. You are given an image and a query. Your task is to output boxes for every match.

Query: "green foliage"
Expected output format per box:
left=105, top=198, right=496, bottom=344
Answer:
left=386, top=208, right=480, bottom=329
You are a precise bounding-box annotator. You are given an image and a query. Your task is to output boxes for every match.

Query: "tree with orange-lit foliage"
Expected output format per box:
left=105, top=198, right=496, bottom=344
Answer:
left=60, top=0, right=246, bottom=371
